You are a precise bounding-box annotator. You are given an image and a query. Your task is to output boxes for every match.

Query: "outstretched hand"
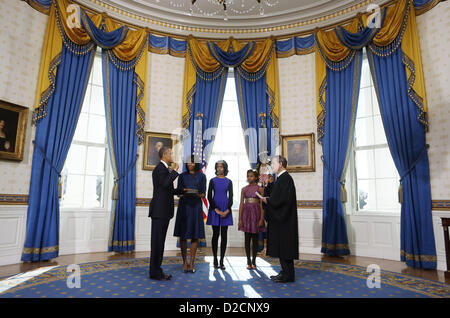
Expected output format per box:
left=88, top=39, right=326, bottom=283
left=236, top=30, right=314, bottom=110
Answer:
left=258, top=219, right=265, bottom=228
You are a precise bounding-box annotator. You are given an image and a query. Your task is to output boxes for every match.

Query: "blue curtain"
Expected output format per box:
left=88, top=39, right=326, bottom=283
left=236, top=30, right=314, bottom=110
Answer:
left=81, top=11, right=141, bottom=253
left=235, top=73, right=273, bottom=169
left=148, top=34, right=187, bottom=56
left=102, top=53, right=139, bottom=253
left=368, top=48, right=436, bottom=269
left=183, top=70, right=228, bottom=169
left=206, top=42, right=276, bottom=169
left=22, top=44, right=95, bottom=261
left=321, top=51, right=362, bottom=256
left=81, top=11, right=128, bottom=49
left=276, top=34, right=315, bottom=56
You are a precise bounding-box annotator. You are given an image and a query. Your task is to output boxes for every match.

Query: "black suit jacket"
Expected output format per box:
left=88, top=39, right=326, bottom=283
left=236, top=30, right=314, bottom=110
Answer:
left=148, top=162, right=183, bottom=219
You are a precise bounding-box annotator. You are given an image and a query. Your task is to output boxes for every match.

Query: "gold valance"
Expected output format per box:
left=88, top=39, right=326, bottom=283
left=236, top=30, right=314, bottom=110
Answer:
left=315, top=18, right=359, bottom=63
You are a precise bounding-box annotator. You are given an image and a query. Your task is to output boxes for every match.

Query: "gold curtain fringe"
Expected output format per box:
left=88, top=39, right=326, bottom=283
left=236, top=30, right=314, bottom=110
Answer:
left=22, top=245, right=59, bottom=255
left=316, top=78, right=327, bottom=145
left=110, top=240, right=135, bottom=247
left=321, top=242, right=350, bottom=250
left=148, top=46, right=186, bottom=58
left=133, top=72, right=146, bottom=145
left=24, top=0, right=51, bottom=14
left=402, top=52, right=428, bottom=130
left=413, top=0, right=441, bottom=15
left=400, top=249, right=437, bottom=262
left=182, top=85, right=196, bottom=129
left=32, top=52, right=62, bottom=125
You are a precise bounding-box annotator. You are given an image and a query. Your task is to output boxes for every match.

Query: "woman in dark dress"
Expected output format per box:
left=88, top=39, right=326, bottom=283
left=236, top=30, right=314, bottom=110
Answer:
left=174, top=155, right=207, bottom=273
left=206, top=160, right=233, bottom=270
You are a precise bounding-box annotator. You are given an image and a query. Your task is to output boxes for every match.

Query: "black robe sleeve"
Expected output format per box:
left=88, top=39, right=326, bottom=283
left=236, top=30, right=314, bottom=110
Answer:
left=226, top=179, right=233, bottom=210
left=207, top=178, right=217, bottom=210
left=267, top=177, right=295, bottom=223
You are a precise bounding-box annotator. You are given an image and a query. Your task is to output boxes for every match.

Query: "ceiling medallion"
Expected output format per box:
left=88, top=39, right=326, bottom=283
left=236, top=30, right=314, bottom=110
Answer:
left=156, top=0, right=280, bottom=21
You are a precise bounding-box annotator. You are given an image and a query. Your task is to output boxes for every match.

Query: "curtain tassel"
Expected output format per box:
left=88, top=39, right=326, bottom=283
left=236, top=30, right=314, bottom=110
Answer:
left=398, top=183, right=403, bottom=204
left=58, top=177, right=62, bottom=199
left=112, top=180, right=119, bottom=201
left=340, top=182, right=347, bottom=203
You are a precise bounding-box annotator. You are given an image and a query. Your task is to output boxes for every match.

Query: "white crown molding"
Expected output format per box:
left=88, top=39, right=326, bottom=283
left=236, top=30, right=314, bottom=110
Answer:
left=76, top=0, right=390, bottom=38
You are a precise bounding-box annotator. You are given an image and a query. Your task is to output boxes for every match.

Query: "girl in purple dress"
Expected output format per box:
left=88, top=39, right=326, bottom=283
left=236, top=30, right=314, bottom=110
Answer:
left=238, top=169, right=266, bottom=269
left=206, top=160, right=233, bottom=270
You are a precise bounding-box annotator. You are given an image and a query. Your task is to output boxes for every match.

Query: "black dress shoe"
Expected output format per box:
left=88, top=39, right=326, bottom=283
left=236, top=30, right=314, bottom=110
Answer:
left=219, top=263, right=226, bottom=270
left=161, top=273, right=172, bottom=280
left=213, top=259, right=219, bottom=269
left=149, top=275, right=162, bottom=280
left=270, top=273, right=282, bottom=280
left=273, top=276, right=295, bottom=283
left=188, top=269, right=196, bottom=273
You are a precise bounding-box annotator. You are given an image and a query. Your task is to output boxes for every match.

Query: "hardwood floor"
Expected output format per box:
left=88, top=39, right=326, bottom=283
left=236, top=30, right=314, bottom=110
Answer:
left=1, top=248, right=448, bottom=284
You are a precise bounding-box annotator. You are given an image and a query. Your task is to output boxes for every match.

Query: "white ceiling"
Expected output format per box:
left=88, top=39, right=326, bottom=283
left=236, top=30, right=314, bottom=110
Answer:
left=77, top=0, right=389, bottom=38
left=95, top=0, right=367, bottom=28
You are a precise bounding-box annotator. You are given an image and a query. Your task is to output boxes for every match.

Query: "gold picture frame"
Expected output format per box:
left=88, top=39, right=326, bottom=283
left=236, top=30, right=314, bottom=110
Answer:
left=282, top=133, right=315, bottom=172
left=0, top=100, right=28, bottom=161
left=142, top=131, right=178, bottom=171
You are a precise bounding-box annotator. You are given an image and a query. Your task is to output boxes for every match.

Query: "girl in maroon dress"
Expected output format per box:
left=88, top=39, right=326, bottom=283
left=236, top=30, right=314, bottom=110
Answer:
left=238, top=169, right=266, bottom=269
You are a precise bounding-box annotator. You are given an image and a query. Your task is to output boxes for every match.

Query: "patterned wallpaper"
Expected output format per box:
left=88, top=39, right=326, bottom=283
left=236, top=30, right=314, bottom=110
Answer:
left=278, top=53, right=323, bottom=201
left=416, top=0, right=450, bottom=200
left=136, top=52, right=185, bottom=199
left=0, top=0, right=47, bottom=195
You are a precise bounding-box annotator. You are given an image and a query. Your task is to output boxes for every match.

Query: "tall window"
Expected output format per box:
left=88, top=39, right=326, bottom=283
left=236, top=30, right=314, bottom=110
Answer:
left=205, top=70, right=250, bottom=209
left=60, top=49, right=112, bottom=209
left=349, top=48, right=400, bottom=213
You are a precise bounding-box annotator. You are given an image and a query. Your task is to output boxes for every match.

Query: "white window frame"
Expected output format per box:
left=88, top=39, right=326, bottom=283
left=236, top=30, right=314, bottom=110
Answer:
left=204, top=69, right=250, bottom=209
left=60, top=49, right=113, bottom=212
left=346, top=49, right=400, bottom=216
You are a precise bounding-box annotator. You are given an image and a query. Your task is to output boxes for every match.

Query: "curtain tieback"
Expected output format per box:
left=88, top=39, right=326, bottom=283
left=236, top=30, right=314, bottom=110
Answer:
left=321, top=155, right=347, bottom=203
left=398, top=144, right=429, bottom=204
left=112, top=155, right=138, bottom=201
left=32, top=140, right=62, bottom=199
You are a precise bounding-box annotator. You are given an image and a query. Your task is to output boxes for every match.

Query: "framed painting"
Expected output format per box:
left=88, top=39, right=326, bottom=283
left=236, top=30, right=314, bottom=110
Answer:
left=0, top=100, right=28, bottom=161
left=142, top=131, right=178, bottom=171
left=281, top=133, right=315, bottom=172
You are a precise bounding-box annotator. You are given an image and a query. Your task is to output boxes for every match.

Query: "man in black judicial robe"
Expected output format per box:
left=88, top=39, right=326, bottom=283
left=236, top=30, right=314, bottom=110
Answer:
left=148, top=146, right=184, bottom=280
left=261, top=155, right=299, bottom=283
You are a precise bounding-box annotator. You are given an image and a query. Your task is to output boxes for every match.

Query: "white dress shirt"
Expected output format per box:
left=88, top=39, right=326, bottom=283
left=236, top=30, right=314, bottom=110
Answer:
left=277, top=169, right=287, bottom=179
left=160, top=160, right=169, bottom=170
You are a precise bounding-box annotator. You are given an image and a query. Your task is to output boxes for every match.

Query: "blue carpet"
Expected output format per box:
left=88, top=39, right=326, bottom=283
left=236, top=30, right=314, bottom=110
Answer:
left=0, top=257, right=449, bottom=298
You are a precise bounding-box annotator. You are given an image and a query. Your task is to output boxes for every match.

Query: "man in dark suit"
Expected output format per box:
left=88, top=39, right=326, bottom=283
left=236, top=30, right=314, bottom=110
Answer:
left=261, top=155, right=299, bottom=283
left=149, top=146, right=184, bottom=280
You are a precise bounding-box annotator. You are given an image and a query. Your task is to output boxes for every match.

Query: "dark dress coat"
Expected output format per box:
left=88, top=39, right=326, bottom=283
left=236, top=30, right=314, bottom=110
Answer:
left=265, top=171, right=299, bottom=260
left=148, top=162, right=183, bottom=219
